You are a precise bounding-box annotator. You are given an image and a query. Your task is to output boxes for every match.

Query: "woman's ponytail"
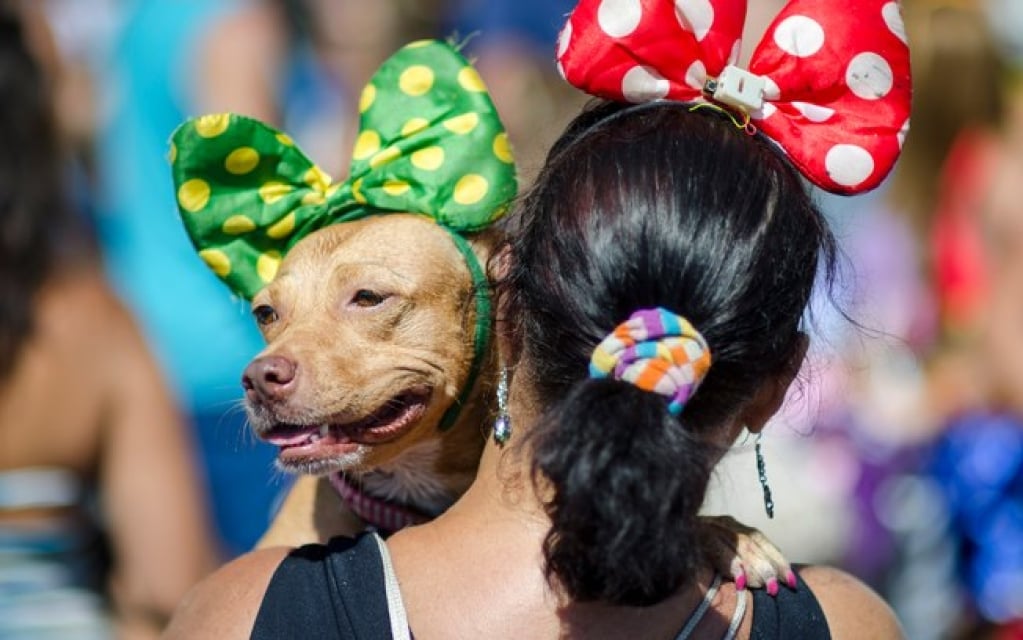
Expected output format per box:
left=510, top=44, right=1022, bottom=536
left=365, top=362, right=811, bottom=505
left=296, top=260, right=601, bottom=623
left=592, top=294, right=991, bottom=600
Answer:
left=530, top=378, right=718, bottom=606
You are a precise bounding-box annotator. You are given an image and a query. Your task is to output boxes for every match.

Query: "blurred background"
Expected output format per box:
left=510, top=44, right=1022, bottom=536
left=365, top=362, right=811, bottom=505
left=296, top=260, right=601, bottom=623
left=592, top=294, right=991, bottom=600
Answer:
left=1, top=0, right=1021, bottom=638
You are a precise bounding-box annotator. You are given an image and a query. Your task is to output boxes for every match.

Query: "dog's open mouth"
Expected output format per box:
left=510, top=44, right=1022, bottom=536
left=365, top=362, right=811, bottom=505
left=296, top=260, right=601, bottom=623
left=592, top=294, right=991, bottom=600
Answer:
left=261, top=390, right=431, bottom=463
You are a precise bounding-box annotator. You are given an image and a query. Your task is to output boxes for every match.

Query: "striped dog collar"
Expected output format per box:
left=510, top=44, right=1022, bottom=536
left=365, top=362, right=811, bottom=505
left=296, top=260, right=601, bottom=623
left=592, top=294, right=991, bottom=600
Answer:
left=328, top=472, right=432, bottom=535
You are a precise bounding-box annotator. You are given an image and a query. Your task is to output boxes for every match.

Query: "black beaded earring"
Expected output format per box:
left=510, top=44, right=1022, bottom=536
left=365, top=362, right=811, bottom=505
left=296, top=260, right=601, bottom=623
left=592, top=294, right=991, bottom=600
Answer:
left=755, top=435, right=774, bottom=518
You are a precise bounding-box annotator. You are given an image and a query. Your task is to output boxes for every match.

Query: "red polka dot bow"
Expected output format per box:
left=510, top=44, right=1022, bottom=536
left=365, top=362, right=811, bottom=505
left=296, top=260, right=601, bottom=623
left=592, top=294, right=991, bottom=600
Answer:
left=556, top=0, right=911, bottom=195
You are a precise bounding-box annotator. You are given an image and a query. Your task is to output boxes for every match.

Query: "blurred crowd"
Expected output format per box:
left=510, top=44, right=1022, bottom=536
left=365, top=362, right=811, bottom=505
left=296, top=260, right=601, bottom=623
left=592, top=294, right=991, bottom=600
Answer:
left=0, top=0, right=1021, bottom=638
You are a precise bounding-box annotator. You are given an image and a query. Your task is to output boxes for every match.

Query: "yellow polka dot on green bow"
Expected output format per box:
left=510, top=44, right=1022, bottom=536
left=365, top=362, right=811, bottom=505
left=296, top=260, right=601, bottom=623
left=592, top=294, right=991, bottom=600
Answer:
left=169, top=39, right=518, bottom=300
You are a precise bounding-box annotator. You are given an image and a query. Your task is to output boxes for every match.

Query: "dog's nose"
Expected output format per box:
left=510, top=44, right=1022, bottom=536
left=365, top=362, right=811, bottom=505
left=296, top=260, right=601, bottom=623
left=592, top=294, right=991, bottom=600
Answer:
left=242, top=355, right=298, bottom=403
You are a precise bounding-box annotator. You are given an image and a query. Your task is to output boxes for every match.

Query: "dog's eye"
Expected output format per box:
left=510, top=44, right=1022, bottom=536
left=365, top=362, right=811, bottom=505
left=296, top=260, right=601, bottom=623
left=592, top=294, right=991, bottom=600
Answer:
left=351, top=289, right=387, bottom=307
left=252, top=304, right=279, bottom=325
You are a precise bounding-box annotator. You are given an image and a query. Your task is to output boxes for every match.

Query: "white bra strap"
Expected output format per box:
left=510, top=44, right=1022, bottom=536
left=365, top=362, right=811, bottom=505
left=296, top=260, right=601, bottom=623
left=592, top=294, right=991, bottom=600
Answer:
left=675, top=573, right=723, bottom=640
left=372, top=533, right=412, bottom=640
left=723, top=586, right=748, bottom=640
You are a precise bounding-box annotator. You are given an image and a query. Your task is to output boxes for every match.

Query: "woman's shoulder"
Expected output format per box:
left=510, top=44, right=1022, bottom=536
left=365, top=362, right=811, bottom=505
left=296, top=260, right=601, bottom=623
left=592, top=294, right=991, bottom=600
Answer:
left=165, top=535, right=374, bottom=639
left=163, top=546, right=292, bottom=640
left=797, top=565, right=905, bottom=640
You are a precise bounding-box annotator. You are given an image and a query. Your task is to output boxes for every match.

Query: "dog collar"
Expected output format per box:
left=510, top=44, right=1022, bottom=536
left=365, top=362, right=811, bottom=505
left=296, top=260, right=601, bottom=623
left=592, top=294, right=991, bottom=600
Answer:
left=437, top=231, right=491, bottom=431
left=328, top=472, right=432, bottom=534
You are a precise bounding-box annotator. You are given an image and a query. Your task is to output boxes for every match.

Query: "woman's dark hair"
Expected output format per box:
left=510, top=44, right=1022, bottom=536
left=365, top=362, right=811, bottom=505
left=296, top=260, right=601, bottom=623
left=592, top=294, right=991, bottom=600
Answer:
left=0, top=8, right=70, bottom=377
left=502, top=100, right=837, bottom=606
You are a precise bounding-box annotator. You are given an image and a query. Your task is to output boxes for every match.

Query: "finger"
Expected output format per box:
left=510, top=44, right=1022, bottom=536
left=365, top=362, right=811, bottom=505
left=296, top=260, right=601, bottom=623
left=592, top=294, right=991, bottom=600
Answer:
left=747, top=530, right=796, bottom=590
left=730, top=555, right=747, bottom=592
left=735, top=534, right=778, bottom=593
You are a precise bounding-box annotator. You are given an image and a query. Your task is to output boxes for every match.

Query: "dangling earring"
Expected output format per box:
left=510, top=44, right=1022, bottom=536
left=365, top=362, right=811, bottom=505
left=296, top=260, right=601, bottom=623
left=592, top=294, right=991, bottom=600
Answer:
left=493, top=367, right=512, bottom=446
left=755, top=435, right=774, bottom=519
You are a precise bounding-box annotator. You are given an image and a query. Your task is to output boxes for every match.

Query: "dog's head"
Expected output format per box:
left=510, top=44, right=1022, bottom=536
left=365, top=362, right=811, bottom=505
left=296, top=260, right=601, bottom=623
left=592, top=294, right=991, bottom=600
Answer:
left=242, top=213, right=493, bottom=479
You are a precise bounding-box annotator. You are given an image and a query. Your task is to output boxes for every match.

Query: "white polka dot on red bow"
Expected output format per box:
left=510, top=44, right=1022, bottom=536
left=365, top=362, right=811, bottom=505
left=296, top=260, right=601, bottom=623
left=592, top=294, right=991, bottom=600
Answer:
left=773, top=15, right=825, bottom=57
left=675, top=0, right=715, bottom=42
left=598, top=0, right=643, bottom=37
left=826, top=144, right=875, bottom=188
left=622, top=66, right=671, bottom=102
left=792, top=102, right=835, bottom=123
left=558, top=22, right=573, bottom=57
left=898, top=119, right=910, bottom=149
left=684, top=61, right=707, bottom=92
left=846, top=52, right=894, bottom=100
left=882, top=2, right=907, bottom=44
left=727, top=39, right=742, bottom=65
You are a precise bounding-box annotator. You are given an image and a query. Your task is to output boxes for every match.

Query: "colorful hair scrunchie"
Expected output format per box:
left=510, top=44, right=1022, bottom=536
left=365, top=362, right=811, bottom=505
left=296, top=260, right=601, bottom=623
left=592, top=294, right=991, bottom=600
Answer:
left=556, top=0, right=911, bottom=195
left=589, top=308, right=712, bottom=415
left=169, top=39, right=517, bottom=431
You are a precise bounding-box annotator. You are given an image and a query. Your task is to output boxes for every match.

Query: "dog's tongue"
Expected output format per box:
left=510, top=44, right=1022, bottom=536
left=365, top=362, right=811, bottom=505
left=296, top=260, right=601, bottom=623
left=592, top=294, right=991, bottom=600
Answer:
left=262, top=391, right=430, bottom=451
left=264, top=424, right=352, bottom=448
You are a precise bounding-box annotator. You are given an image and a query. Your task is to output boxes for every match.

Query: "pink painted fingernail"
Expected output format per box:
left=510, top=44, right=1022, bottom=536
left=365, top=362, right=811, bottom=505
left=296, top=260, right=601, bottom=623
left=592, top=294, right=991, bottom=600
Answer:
left=767, top=578, right=779, bottom=597
left=735, top=573, right=747, bottom=591
left=786, top=570, right=797, bottom=589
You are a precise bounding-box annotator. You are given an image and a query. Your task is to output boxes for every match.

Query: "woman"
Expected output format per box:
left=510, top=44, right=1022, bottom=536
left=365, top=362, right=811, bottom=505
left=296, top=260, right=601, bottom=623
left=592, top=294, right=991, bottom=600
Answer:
left=169, top=0, right=909, bottom=633
left=167, top=93, right=903, bottom=637
left=0, top=7, right=216, bottom=638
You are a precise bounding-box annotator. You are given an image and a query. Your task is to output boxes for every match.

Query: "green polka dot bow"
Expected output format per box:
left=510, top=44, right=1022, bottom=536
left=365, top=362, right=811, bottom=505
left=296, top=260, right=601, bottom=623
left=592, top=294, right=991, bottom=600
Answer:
left=169, top=39, right=517, bottom=301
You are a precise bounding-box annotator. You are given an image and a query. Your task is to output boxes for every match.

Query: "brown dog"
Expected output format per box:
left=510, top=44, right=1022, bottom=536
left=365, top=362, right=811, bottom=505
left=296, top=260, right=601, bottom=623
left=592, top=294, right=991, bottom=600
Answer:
left=244, top=213, right=792, bottom=589
left=245, top=214, right=493, bottom=544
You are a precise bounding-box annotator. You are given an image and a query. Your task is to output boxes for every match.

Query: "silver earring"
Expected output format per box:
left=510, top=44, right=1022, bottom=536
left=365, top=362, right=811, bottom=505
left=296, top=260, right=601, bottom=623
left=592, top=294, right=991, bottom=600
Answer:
left=493, top=367, right=511, bottom=446
left=756, top=436, right=774, bottom=519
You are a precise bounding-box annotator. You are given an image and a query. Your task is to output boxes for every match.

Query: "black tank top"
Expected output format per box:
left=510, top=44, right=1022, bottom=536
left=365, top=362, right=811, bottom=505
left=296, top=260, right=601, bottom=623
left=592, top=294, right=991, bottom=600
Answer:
left=251, top=533, right=831, bottom=639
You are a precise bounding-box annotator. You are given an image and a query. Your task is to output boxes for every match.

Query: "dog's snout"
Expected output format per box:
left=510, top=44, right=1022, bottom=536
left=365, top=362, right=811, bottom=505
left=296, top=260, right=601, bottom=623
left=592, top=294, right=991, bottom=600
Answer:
left=242, top=355, right=298, bottom=403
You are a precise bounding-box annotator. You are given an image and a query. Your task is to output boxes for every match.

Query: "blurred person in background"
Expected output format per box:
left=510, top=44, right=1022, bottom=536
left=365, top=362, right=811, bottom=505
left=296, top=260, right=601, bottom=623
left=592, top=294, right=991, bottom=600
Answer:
left=708, top=1, right=1019, bottom=638
left=92, top=0, right=290, bottom=558
left=824, top=15, right=1007, bottom=631
left=922, top=0, right=1023, bottom=636
left=18, top=0, right=121, bottom=240
left=0, top=4, right=216, bottom=638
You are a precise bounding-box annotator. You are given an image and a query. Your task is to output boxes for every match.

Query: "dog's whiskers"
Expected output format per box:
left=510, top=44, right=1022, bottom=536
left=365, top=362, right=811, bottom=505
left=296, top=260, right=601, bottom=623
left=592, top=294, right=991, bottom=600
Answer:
left=225, top=398, right=249, bottom=416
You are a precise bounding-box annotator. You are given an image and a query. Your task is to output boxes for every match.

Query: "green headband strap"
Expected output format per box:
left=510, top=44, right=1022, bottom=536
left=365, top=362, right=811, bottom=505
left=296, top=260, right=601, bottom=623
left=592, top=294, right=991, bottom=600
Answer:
left=169, top=39, right=517, bottom=432
left=438, top=229, right=492, bottom=432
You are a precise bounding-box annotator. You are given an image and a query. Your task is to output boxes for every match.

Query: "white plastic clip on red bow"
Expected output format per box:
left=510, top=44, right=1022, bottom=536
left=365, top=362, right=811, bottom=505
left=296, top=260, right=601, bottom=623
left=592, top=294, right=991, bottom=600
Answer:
left=556, top=0, right=911, bottom=195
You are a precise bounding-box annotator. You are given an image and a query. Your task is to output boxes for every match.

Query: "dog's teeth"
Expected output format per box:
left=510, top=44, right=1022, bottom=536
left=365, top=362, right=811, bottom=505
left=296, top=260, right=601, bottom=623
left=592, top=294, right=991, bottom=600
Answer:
left=320, top=424, right=330, bottom=438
